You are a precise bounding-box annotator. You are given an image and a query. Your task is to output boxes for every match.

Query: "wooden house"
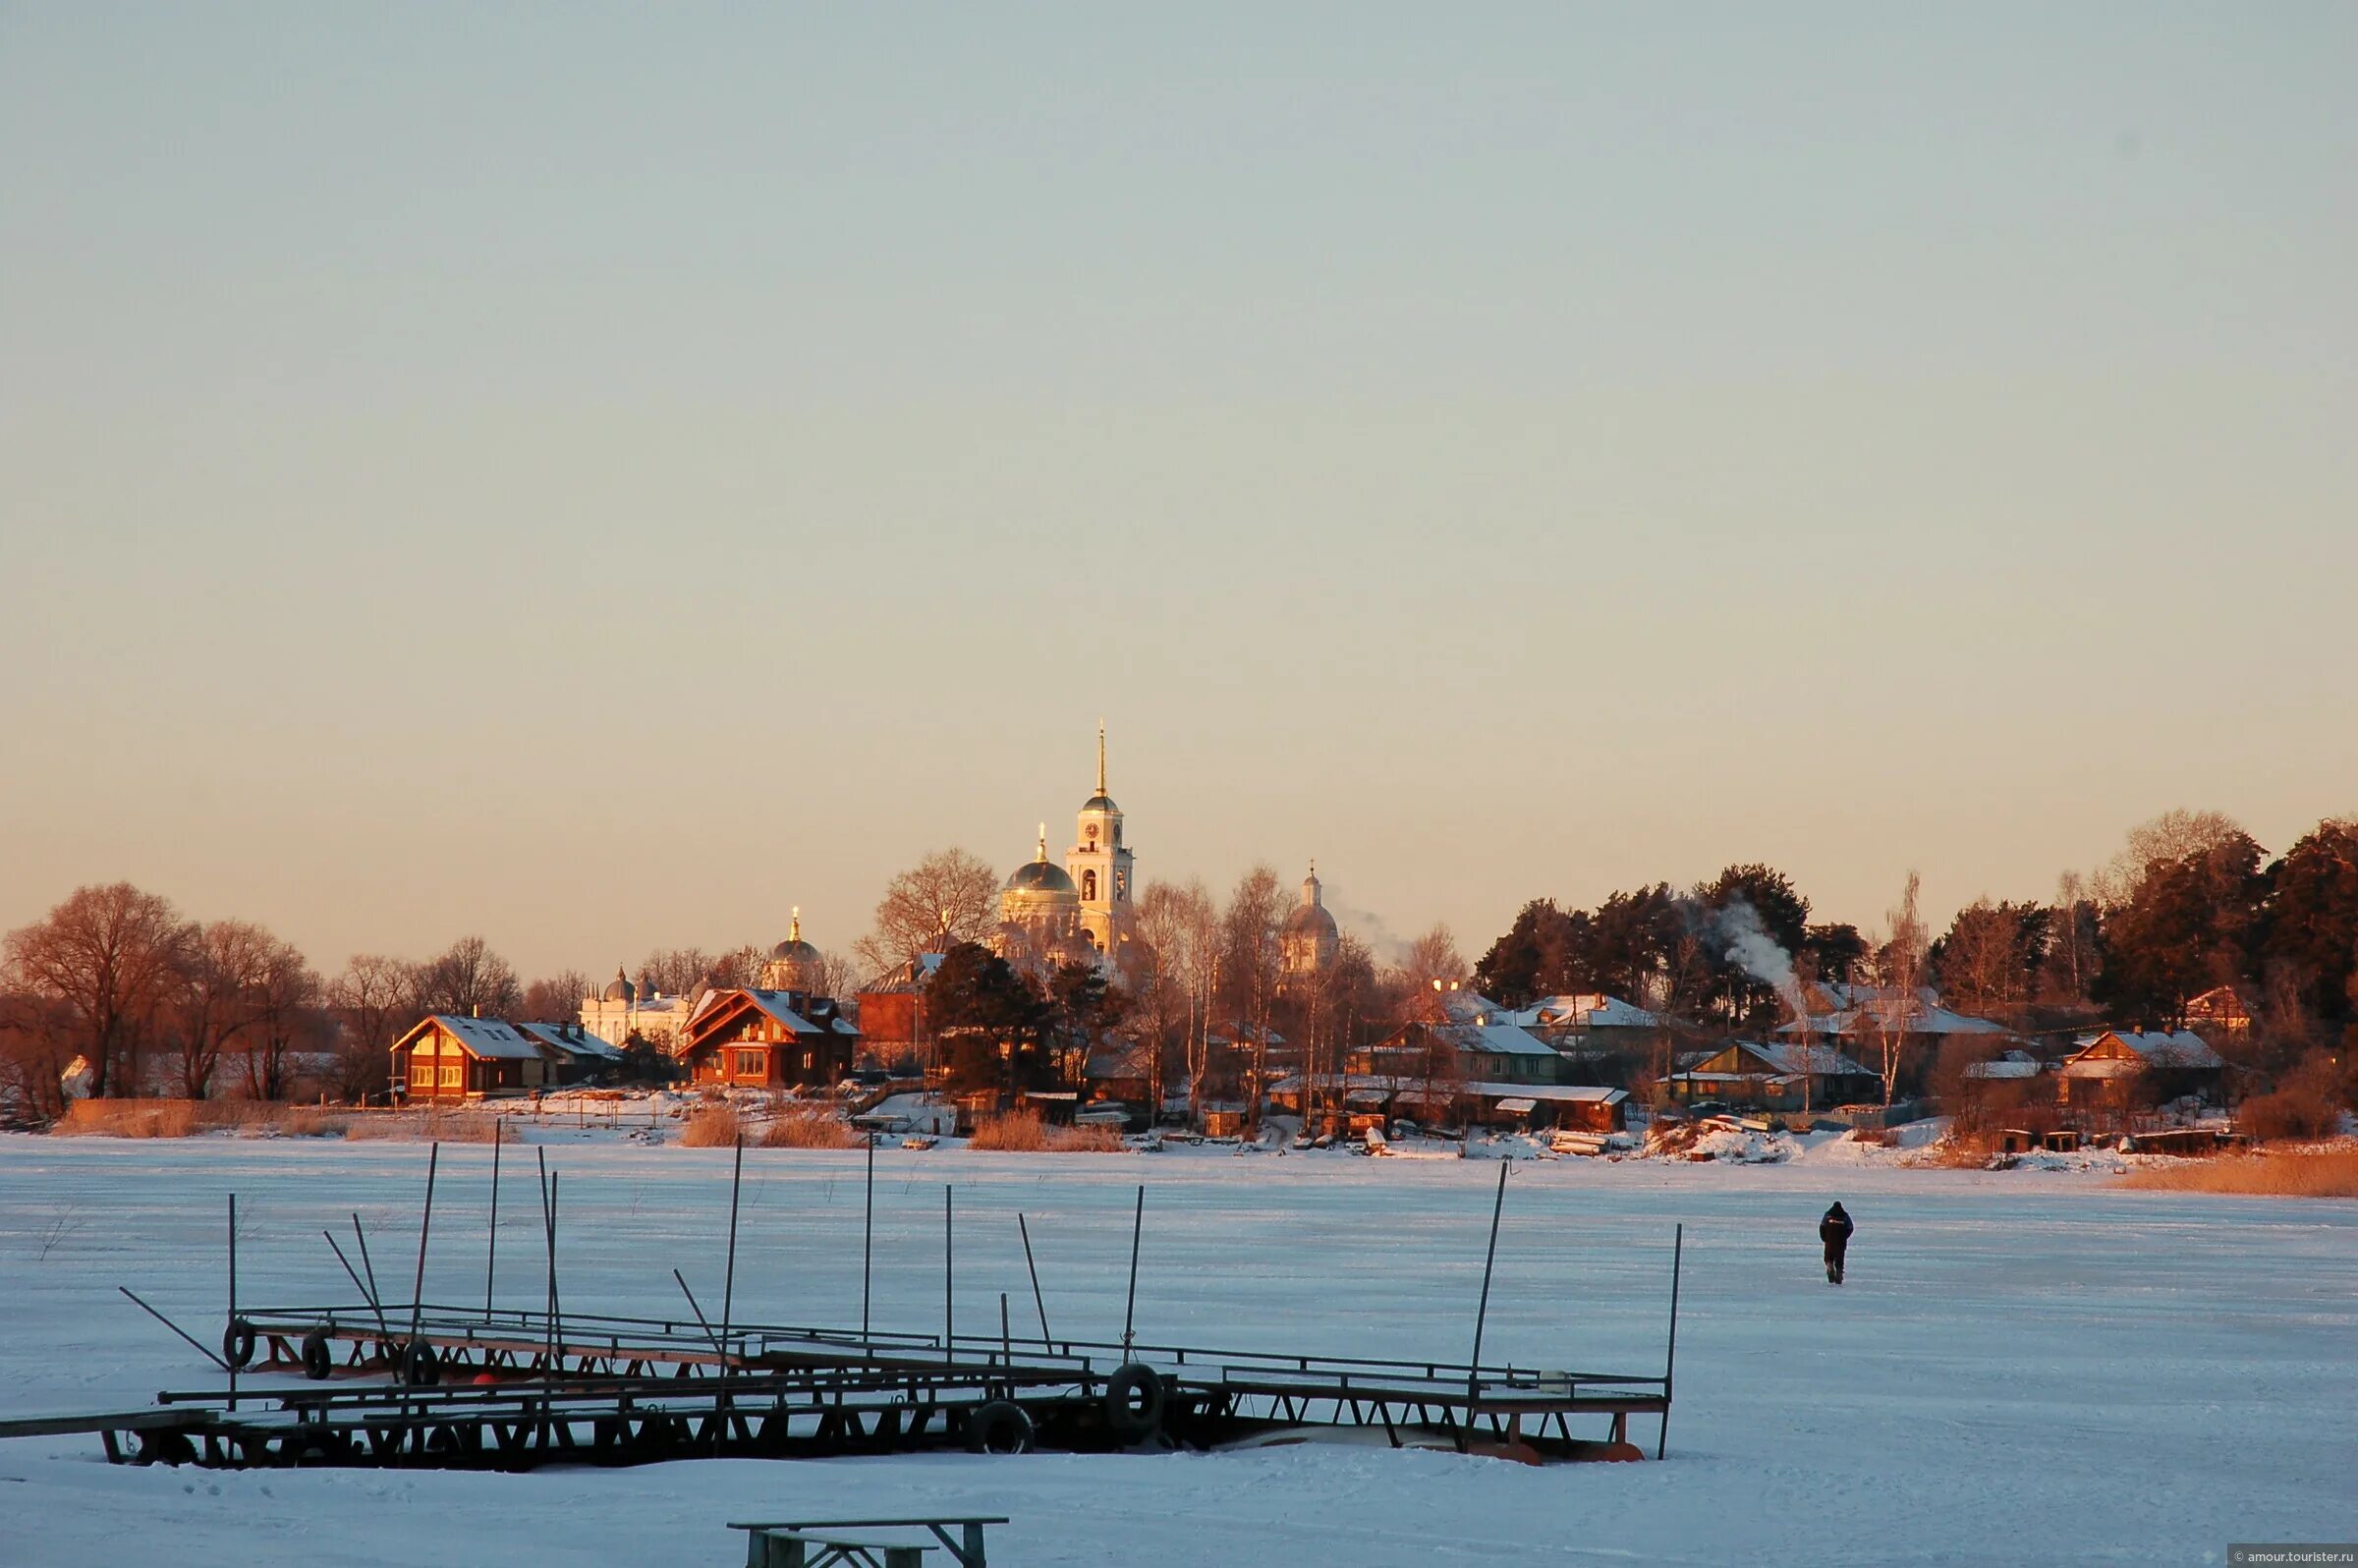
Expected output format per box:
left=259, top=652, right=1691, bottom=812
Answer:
left=2181, top=986, right=2254, bottom=1038
left=1666, top=1040, right=1879, bottom=1112
left=2057, top=1031, right=2225, bottom=1109
left=391, top=1015, right=553, bottom=1101
left=1354, top=1019, right=1566, bottom=1089
left=512, top=1022, right=624, bottom=1087
left=673, top=988, right=860, bottom=1092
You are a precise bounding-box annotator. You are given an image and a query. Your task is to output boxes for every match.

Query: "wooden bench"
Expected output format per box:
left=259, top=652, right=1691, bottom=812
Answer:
left=729, top=1516, right=1007, bottom=1568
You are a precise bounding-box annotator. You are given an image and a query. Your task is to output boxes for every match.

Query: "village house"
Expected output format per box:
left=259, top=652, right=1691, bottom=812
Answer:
left=673, top=987, right=861, bottom=1092
left=511, top=1021, right=624, bottom=1087
left=1666, top=1040, right=1880, bottom=1112
left=1351, top=1018, right=1567, bottom=1090
left=391, top=1015, right=558, bottom=1101
left=2056, top=1030, right=2226, bottom=1111
left=1775, top=990, right=2014, bottom=1060
left=2180, top=985, right=2255, bottom=1038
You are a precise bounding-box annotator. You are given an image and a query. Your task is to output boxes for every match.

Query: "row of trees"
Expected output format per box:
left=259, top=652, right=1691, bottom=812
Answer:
left=1469, top=809, right=2358, bottom=1100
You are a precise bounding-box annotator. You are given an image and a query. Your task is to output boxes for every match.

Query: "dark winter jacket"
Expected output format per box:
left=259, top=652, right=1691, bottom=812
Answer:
left=1819, top=1204, right=1854, bottom=1252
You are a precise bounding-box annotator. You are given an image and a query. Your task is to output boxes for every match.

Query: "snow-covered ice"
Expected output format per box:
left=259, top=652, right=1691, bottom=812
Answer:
left=2, top=1134, right=2352, bottom=1566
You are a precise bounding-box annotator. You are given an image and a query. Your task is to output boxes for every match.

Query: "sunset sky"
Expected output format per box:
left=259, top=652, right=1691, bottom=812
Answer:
left=4, top=5, right=2353, bottom=980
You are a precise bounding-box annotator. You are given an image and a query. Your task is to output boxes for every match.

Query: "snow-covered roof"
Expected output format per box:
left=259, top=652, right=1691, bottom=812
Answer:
left=1443, top=1022, right=1560, bottom=1059
left=413, top=1016, right=542, bottom=1060
left=1508, top=993, right=1662, bottom=1031
left=1693, top=1040, right=1875, bottom=1078
left=514, top=1022, right=621, bottom=1060
left=1436, top=989, right=1507, bottom=1026
left=2066, top=1031, right=2223, bottom=1071
left=1776, top=1001, right=2011, bottom=1039
left=1461, top=1081, right=1626, bottom=1105
left=1964, top=1053, right=2043, bottom=1079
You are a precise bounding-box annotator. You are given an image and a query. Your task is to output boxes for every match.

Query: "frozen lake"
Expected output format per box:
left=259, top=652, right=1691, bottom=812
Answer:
left=3, top=1135, right=2352, bottom=1566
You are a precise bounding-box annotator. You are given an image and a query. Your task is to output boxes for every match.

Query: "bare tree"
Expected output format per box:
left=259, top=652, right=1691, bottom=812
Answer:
left=635, top=949, right=713, bottom=998
left=2096, top=810, right=2248, bottom=907
left=518, top=970, right=593, bottom=1023
left=415, top=935, right=522, bottom=1019
left=168, top=920, right=279, bottom=1098
left=1138, top=877, right=1216, bottom=1125
left=3, top=882, right=193, bottom=1097
left=1219, top=867, right=1285, bottom=1135
left=0, top=984, right=78, bottom=1122
left=325, top=954, right=422, bottom=1102
left=855, top=850, right=1003, bottom=975
left=1868, top=871, right=1928, bottom=1105
left=237, top=935, right=323, bottom=1101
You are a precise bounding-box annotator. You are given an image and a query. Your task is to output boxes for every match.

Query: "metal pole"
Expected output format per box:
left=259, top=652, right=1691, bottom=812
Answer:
left=351, top=1212, right=387, bottom=1365
left=1463, top=1159, right=1509, bottom=1450
left=861, top=1132, right=875, bottom=1344
left=720, top=1138, right=744, bottom=1358
left=943, top=1186, right=955, bottom=1357
left=1657, top=1221, right=1684, bottom=1461
left=672, top=1268, right=728, bottom=1359
left=405, top=1144, right=439, bottom=1377
left=485, top=1117, right=501, bottom=1315
left=1000, top=1293, right=1011, bottom=1367
left=118, top=1287, right=231, bottom=1372
left=548, top=1170, right=563, bottom=1359
left=715, top=1136, right=745, bottom=1457
left=226, top=1193, right=238, bottom=1413
left=325, top=1232, right=391, bottom=1339
left=1018, top=1212, right=1052, bottom=1344
left=1120, top=1185, right=1144, bottom=1358
left=537, top=1149, right=556, bottom=1375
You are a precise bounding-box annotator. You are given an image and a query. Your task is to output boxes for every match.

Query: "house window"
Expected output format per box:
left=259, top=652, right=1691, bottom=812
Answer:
left=438, top=1063, right=463, bottom=1089
left=410, top=1062, right=434, bottom=1089
left=802, top=1050, right=814, bottom=1072
left=733, top=1047, right=764, bottom=1079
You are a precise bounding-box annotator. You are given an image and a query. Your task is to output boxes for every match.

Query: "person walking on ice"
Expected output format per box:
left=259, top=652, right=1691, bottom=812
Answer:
left=1820, top=1202, right=1854, bottom=1284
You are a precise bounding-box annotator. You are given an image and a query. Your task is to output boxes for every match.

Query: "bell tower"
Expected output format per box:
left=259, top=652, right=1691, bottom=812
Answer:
left=1067, top=720, right=1134, bottom=952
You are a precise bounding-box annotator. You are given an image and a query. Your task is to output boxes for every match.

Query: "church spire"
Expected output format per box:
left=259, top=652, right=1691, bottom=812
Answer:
left=1096, top=719, right=1106, bottom=796
left=1037, top=822, right=1048, bottom=862
left=790, top=906, right=801, bottom=943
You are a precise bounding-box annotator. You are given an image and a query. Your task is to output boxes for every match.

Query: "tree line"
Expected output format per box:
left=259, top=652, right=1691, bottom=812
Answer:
left=1471, top=808, right=2358, bottom=1092
left=0, top=883, right=854, bottom=1120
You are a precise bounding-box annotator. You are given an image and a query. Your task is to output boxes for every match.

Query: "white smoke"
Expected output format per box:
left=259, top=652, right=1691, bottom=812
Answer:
left=1706, top=898, right=1811, bottom=1025
left=1319, top=884, right=1411, bottom=967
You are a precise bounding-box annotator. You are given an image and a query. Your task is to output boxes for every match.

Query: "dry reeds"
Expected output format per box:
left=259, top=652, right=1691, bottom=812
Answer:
left=54, top=1098, right=382, bottom=1139
left=679, top=1104, right=744, bottom=1148
left=342, top=1109, right=503, bottom=1143
left=761, top=1108, right=862, bottom=1149
left=968, top=1110, right=1125, bottom=1152
left=2115, top=1148, right=2358, bottom=1199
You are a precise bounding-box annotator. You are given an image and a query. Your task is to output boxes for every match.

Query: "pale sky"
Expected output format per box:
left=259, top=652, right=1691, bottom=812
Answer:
left=4, top=5, right=2354, bottom=981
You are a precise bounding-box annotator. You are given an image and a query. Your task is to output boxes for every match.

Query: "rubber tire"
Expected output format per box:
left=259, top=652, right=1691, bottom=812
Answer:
left=402, top=1342, right=441, bottom=1386
left=301, top=1330, right=334, bottom=1380
left=1102, top=1363, right=1165, bottom=1444
left=965, top=1400, right=1036, bottom=1456
left=222, top=1318, right=256, bottom=1370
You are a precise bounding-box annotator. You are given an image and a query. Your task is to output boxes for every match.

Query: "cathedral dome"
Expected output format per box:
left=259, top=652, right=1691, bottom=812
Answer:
left=762, top=910, right=824, bottom=991
left=601, top=968, right=637, bottom=1004
left=1006, top=859, right=1080, bottom=900
left=1081, top=792, right=1119, bottom=814
left=1283, top=900, right=1340, bottom=940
